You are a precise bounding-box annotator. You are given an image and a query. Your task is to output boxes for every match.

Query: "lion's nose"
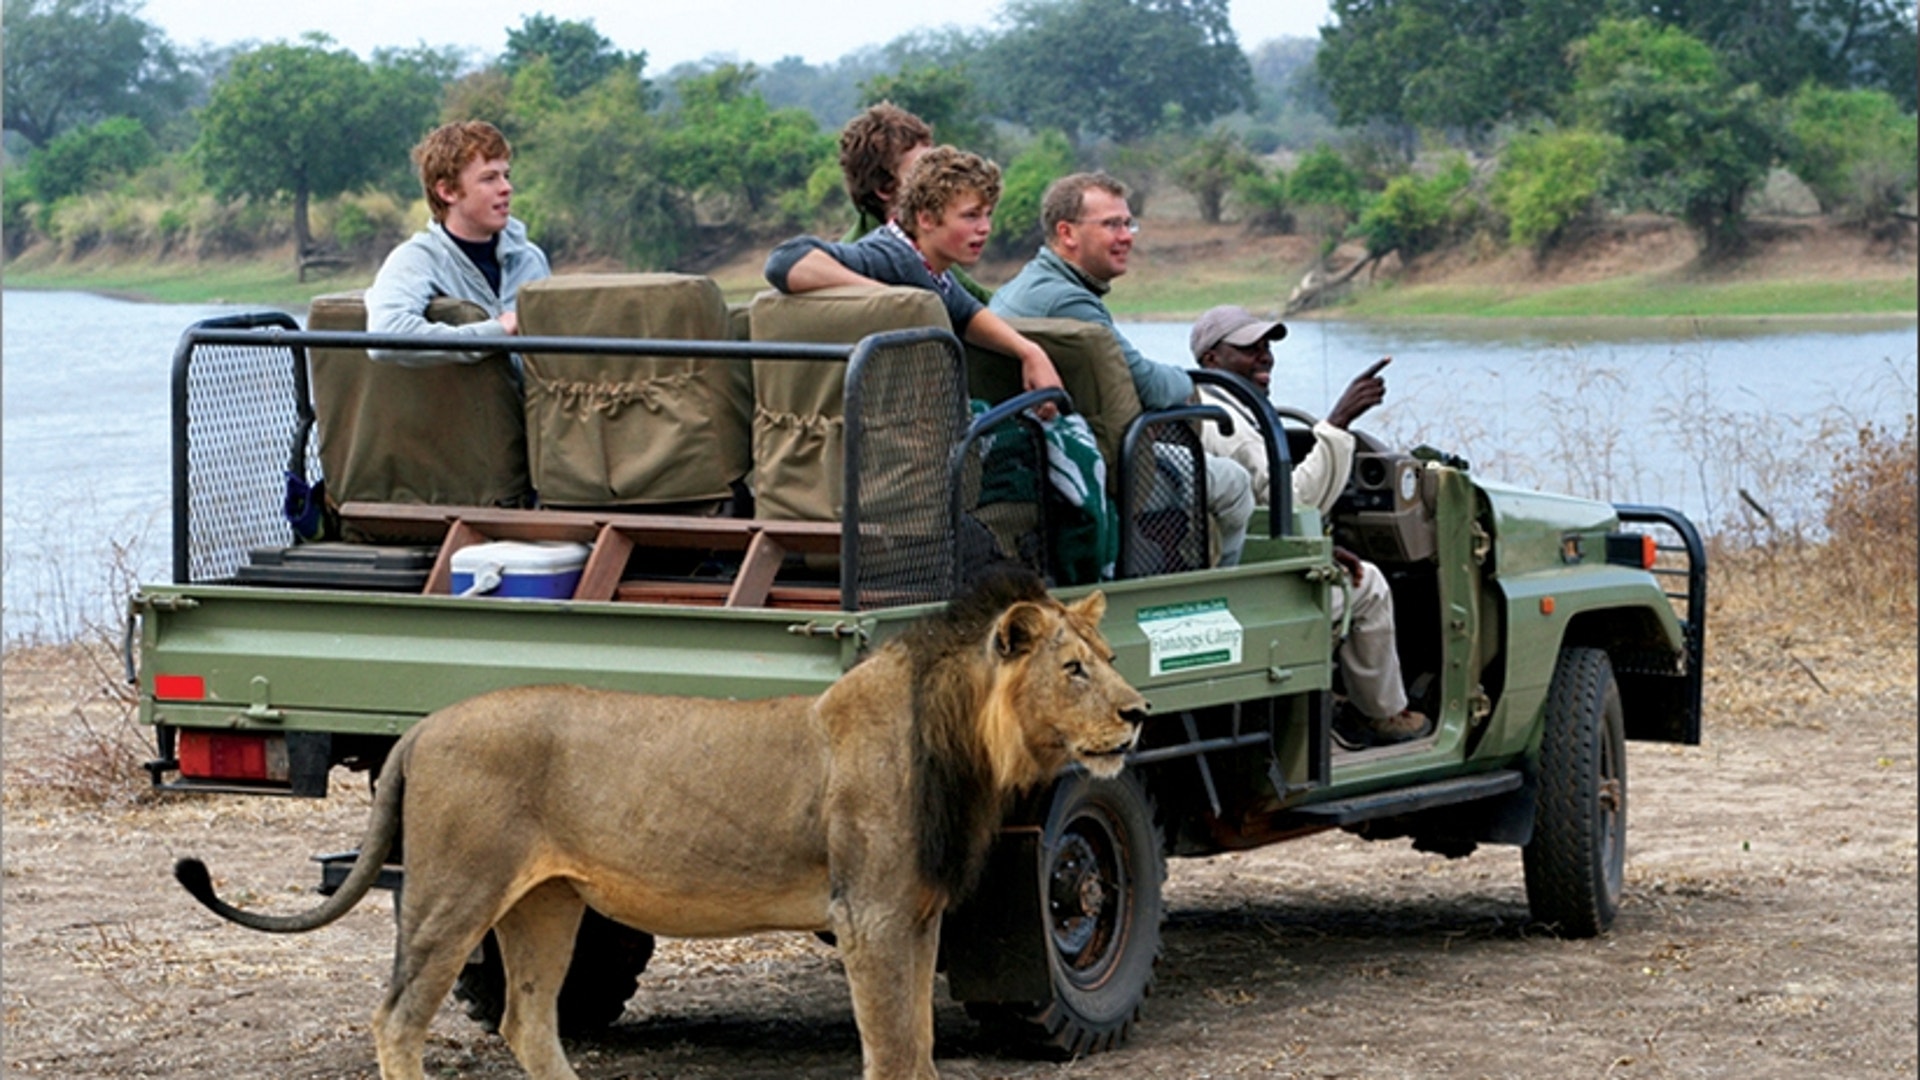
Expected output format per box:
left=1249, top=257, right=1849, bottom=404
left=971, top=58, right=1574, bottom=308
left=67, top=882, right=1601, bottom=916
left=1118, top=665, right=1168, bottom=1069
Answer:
left=1120, top=705, right=1149, bottom=729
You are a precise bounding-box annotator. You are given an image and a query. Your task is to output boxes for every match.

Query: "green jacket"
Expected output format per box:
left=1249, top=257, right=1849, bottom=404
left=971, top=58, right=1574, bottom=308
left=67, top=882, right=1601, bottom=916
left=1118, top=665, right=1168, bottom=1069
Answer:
left=988, top=246, right=1194, bottom=411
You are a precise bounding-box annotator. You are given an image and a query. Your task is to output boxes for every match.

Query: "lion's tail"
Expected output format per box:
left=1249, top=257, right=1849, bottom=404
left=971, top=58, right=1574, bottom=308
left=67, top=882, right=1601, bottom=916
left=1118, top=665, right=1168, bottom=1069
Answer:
left=175, top=733, right=410, bottom=934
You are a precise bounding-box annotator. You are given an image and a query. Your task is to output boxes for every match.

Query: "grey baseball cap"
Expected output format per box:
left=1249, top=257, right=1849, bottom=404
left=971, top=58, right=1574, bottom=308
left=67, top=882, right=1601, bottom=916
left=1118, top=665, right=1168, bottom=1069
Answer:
left=1189, top=305, right=1288, bottom=359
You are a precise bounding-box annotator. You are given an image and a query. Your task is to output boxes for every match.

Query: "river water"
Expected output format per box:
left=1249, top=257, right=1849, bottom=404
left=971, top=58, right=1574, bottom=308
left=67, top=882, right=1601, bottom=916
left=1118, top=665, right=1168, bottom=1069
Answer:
left=3, top=289, right=1914, bottom=643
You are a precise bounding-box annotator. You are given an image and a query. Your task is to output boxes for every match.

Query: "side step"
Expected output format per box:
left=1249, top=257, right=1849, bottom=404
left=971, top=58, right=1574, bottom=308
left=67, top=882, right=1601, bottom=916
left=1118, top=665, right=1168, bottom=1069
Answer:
left=314, top=851, right=405, bottom=894
left=1275, top=770, right=1524, bottom=828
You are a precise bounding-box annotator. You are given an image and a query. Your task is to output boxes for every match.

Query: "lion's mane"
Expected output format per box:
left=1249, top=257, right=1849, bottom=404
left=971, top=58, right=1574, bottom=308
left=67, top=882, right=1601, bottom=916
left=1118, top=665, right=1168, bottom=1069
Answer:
left=905, top=566, right=1056, bottom=906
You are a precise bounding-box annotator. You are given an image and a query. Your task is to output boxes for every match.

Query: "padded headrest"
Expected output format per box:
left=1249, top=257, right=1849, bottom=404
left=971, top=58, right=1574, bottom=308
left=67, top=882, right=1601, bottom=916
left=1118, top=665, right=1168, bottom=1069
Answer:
left=967, top=316, right=1145, bottom=468
left=747, top=284, right=952, bottom=343
left=517, top=272, right=728, bottom=340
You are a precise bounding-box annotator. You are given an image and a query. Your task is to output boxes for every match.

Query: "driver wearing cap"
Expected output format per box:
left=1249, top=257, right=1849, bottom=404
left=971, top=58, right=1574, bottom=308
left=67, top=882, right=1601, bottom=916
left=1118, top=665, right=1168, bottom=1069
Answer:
left=1191, top=305, right=1430, bottom=747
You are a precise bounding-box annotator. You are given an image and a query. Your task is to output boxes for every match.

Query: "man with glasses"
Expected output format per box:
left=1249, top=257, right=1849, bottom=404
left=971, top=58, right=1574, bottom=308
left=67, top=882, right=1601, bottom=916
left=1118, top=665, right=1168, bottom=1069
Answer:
left=991, top=172, right=1254, bottom=566
left=1191, top=304, right=1429, bottom=747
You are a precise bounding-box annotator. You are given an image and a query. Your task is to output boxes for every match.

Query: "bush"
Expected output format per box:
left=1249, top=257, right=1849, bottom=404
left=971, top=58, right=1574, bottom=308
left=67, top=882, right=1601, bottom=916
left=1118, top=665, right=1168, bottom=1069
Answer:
left=1825, top=414, right=1917, bottom=617
left=991, top=130, right=1076, bottom=257
left=1783, top=85, right=1918, bottom=224
left=1287, top=144, right=1366, bottom=222
left=1356, top=155, right=1477, bottom=258
left=320, top=191, right=409, bottom=259
left=1233, top=167, right=1292, bottom=234
left=1491, top=129, right=1625, bottom=249
left=21, top=117, right=157, bottom=205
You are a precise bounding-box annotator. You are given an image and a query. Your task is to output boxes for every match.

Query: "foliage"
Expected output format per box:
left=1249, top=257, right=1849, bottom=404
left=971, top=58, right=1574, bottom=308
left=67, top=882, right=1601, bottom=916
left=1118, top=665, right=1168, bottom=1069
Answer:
left=1572, top=19, right=1781, bottom=253
left=1, top=0, right=193, bottom=148
left=980, top=0, right=1254, bottom=143
left=1355, top=155, right=1476, bottom=258
left=20, top=115, right=155, bottom=204
left=1634, top=0, right=1918, bottom=109
left=1783, top=84, right=1918, bottom=223
left=1490, top=128, right=1625, bottom=249
left=515, top=69, right=693, bottom=268
left=991, top=130, right=1077, bottom=256
left=1170, top=131, right=1262, bottom=223
left=1232, top=166, right=1292, bottom=234
left=663, top=65, right=833, bottom=220
left=1316, top=0, right=1603, bottom=134
left=859, top=64, right=992, bottom=155
left=195, top=38, right=444, bottom=255
left=501, top=14, right=647, bottom=100
left=1286, top=144, right=1366, bottom=220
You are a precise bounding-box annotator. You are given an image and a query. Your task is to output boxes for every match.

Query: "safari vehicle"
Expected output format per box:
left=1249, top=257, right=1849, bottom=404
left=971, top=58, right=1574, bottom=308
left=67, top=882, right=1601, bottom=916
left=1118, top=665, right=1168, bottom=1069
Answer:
left=129, top=273, right=1705, bottom=1057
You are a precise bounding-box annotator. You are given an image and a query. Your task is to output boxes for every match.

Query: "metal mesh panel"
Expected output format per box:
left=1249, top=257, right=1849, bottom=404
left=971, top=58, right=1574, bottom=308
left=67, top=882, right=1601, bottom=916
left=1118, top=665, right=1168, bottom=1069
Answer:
left=182, top=341, right=311, bottom=582
left=953, top=413, right=1050, bottom=583
left=844, top=333, right=971, bottom=608
left=1119, top=417, right=1210, bottom=578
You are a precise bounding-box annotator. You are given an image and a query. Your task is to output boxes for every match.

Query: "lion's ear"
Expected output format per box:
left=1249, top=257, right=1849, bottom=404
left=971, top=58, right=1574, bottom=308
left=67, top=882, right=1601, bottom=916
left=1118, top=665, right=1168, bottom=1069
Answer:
left=992, top=601, right=1052, bottom=659
left=1070, top=590, right=1107, bottom=624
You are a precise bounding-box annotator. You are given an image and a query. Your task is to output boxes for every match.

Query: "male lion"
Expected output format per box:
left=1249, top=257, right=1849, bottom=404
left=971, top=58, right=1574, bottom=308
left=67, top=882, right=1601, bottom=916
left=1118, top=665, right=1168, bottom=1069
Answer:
left=175, top=569, right=1146, bottom=1080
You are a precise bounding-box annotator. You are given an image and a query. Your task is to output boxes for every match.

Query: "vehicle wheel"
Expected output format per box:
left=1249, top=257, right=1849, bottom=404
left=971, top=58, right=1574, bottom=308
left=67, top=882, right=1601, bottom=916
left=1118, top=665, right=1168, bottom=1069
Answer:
left=454, top=908, right=655, bottom=1036
left=1523, top=646, right=1627, bottom=937
left=968, top=770, right=1164, bottom=1057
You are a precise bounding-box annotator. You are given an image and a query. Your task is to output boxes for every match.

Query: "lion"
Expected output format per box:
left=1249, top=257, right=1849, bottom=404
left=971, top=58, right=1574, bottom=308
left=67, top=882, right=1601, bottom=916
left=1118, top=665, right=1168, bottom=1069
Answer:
left=175, top=568, right=1147, bottom=1080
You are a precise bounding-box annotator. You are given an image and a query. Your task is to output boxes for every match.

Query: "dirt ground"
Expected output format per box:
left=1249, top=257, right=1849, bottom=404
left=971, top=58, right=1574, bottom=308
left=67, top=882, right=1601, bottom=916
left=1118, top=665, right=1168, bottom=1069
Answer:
left=4, top=585, right=1914, bottom=1080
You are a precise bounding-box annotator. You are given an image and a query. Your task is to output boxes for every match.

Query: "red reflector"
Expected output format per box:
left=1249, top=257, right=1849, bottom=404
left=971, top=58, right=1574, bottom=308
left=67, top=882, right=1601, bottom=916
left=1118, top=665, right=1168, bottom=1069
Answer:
left=155, top=674, right=207, bottom=700
left=1540, top=596, right=1556, bottom=615
left=1641, top=533, right=1658, bottom=570
left=178, top=730, right=288, bottom=782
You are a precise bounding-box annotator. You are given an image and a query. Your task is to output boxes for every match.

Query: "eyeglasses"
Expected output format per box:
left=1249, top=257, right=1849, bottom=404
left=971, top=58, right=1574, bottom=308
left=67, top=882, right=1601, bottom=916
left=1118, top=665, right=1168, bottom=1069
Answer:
left=1075, top=216, right=1139, bottom=234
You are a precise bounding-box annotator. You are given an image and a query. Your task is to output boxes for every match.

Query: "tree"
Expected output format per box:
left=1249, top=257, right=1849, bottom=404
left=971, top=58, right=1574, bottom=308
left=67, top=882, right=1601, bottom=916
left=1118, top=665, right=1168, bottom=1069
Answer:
left=1316, top=0, right=1603, bottom=135
left=501, top=14, right=646, bottom=100
left=514, top=69, right=692, bottom=268
left=2, top=0, right=192, bottom=148
left=1623, top=0, right=1918, bottom=108
left=1571, top=19, right=1781, bottom=254
left=663, top=65, right=832, bottom=219
left=1171, top=131, right=1262, bottom=223
left=858, top=65, right=992, bottom=155
left=981, top=0, right=1255, bottom=143
left=195, top=37, right=442, bottom=276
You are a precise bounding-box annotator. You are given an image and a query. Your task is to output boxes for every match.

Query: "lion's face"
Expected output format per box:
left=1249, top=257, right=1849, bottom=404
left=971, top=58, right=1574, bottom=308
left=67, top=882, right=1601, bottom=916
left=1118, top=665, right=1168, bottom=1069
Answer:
left=989, top=590, right=1146, bottom=783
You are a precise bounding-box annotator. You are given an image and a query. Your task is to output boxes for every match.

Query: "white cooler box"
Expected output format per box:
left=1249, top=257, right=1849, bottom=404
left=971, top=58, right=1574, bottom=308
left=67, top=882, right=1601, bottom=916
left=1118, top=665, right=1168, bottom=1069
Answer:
left=450, top=540, right=589, bottom=599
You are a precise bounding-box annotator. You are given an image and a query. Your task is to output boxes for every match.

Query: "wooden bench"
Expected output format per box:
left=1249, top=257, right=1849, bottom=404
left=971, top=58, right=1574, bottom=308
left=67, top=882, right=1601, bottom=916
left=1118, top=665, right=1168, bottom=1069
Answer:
left=337, top=502, right=846, bottom=609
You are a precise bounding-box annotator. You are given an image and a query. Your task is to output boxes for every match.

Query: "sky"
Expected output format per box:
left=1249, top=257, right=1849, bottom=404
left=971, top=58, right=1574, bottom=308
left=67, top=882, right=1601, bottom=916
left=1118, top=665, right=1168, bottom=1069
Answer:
left=137, top=0, right=1335, bottom=71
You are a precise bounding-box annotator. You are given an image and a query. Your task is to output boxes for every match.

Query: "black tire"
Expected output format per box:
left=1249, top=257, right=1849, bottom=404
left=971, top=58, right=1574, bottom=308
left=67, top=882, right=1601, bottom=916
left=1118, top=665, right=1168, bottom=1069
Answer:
left=1523, top=646, right=1627, bottom=937
left=968, top=770, right=1165, bottom=1058
left=454, top=908, right=655, bottom=1036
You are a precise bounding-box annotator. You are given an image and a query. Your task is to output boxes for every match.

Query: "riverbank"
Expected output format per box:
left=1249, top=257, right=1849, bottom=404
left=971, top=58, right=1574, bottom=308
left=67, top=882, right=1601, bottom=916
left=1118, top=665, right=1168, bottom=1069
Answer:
left=7, top=214, right=1914, bottom=320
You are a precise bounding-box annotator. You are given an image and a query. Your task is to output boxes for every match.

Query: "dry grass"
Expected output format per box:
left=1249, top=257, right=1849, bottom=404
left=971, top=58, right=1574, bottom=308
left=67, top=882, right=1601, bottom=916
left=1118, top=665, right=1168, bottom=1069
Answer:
left=1702, top=414, right=1917, bottom=730
left=1, top=638, right=157, bottom=811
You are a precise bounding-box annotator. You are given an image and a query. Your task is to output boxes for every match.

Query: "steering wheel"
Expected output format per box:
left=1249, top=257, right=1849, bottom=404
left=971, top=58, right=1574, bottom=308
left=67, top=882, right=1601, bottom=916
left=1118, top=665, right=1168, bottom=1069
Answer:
left=1269, top=404, right=1389, bottom=456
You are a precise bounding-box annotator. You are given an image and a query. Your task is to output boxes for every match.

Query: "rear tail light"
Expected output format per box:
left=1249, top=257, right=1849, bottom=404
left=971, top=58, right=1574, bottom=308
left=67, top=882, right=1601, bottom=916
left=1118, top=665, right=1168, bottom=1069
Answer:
left=154, top=674, right=207, bottom=700
left=177, top=730, right=289, bottom=782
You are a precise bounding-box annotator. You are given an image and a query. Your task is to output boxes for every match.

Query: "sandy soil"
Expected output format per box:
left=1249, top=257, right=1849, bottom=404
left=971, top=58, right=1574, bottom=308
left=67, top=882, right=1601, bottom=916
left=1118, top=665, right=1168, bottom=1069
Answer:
left=4, top=590, right=1914, bottom=1080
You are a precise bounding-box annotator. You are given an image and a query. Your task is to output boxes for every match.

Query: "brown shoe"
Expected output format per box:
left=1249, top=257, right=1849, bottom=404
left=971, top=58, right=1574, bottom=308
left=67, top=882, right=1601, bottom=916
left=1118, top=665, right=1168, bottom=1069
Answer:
left=1368, top=709, right=1431, bottom=744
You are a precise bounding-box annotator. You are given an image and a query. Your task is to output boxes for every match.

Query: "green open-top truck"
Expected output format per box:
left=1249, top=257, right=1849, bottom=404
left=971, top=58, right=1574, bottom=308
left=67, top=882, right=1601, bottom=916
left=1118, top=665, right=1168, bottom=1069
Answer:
left=130, top=273, right=1704, bottom=1057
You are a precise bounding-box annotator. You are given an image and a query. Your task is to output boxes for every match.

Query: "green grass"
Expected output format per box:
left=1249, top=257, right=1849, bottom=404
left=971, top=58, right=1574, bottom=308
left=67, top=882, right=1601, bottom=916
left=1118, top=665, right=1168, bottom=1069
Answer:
left=5, top=254, right=373, bottom=308
left=9, top=250, right=1915, bottom=322
left=1337, top=275, right=1918, bottom=320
